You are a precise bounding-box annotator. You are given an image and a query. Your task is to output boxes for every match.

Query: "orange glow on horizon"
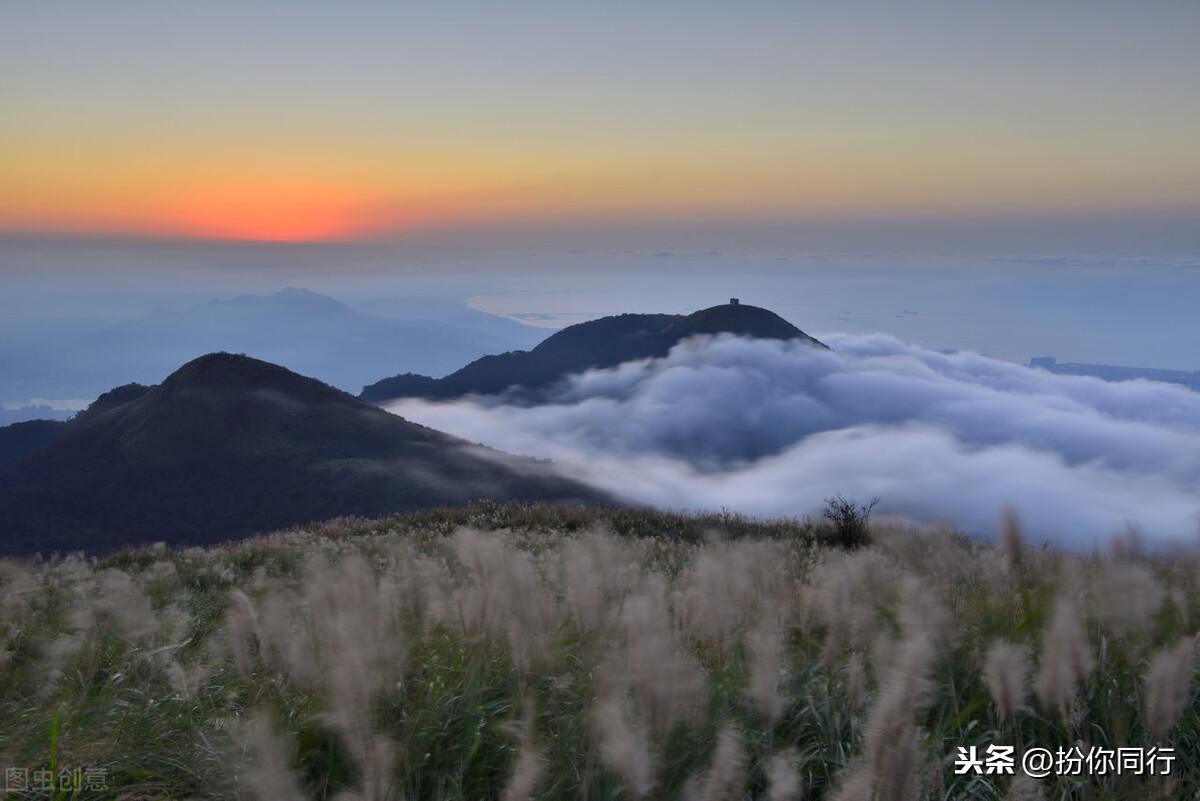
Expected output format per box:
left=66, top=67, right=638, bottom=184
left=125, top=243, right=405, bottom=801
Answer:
left=3, top=147, right=1197, bottom=243
left=164, top=181, right=381, bottom=242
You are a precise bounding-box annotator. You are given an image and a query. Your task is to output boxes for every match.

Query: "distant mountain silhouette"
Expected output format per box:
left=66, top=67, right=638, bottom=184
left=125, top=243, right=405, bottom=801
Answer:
left=0, top=353, right=605, bottom=554
left=361, top=302, right=827, bottom=402
left=0, top=287, right=545, bottom=404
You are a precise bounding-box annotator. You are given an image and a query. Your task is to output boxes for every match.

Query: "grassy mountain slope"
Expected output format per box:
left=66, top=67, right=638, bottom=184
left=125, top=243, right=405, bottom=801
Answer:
left=0, top=504, right=1195, bottom=799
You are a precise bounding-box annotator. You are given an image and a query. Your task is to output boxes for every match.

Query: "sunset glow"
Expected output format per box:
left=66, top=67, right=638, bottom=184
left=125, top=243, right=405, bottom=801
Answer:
left=166, top=181, right=376, bottom=242
left=2, top=3, right=1198, bottom=242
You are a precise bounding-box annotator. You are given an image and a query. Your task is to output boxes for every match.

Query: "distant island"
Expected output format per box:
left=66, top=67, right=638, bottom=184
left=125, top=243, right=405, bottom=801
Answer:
left=1029, top=356, right=1200, bottom=390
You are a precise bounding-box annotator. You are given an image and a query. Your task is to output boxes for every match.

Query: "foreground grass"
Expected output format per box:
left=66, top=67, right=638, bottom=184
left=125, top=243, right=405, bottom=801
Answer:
left=0, top=502, right=1198, bottom=800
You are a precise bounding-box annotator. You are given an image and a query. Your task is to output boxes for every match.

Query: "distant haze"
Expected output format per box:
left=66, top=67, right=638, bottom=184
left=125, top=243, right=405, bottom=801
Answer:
left=0, top=274, right=544, bottom=415
left=2, top=234, right=1196, bottom=409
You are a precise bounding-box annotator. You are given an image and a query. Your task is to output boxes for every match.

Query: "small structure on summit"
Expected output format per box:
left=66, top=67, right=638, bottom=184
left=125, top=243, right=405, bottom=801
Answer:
left=729, top=297, right=740, bottom=305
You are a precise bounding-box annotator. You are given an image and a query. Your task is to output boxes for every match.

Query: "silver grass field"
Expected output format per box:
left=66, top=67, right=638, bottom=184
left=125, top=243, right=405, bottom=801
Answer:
left=0, top=504, right=1197, bottom=800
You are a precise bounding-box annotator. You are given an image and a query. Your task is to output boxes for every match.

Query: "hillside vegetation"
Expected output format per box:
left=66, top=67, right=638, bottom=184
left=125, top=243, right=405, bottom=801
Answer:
left=1, top=503, right=1197, bottom=799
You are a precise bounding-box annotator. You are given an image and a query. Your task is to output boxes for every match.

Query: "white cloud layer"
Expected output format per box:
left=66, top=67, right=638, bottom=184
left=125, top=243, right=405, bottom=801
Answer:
left=388, top=334, right=1200, bottom=549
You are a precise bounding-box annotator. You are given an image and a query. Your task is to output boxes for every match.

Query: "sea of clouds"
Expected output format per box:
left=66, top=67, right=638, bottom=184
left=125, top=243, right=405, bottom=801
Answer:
left=387, top=334, right=1200, bottom=549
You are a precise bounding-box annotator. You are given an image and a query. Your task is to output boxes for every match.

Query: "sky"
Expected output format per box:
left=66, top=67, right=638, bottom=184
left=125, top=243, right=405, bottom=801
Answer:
left=4, top=1, right=1199, bottom=241
left=1, top=0, right=1198, bottom=386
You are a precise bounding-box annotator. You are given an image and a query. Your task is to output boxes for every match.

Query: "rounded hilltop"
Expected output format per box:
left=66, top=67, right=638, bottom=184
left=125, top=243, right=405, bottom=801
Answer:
left=157, top=351, right=358, bottom=405
left=665, top=300, right=827, bottom=347
left=163, top=351, right=317, bottom=389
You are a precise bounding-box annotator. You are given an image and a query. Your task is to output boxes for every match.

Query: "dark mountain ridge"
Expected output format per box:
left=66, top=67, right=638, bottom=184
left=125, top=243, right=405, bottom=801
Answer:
left=0, top=420, right=67, bottom=466
left=361, top=302, right=826, bottom=402
left=0, top=353, right=605, bottom=555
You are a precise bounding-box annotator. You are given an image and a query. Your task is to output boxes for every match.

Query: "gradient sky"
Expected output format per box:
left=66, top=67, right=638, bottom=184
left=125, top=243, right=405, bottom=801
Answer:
left=4, top=1, right=1199, bottom=242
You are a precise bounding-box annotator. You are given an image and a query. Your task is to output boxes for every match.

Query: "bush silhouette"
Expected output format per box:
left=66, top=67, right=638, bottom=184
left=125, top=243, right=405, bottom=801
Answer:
left=822, top=494, right=879, bottom=549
